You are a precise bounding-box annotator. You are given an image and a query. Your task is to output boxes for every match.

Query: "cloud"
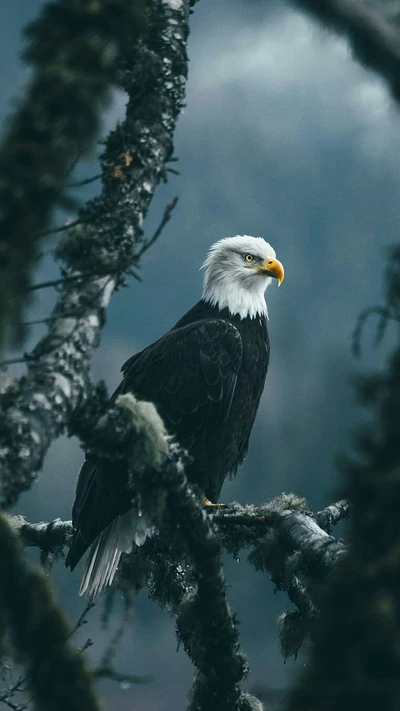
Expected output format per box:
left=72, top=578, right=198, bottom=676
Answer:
left=186, top=8, right=398, bottom=160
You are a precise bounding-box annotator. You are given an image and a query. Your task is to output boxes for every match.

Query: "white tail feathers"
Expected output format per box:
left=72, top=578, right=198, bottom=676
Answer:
left=79, top=509, right=153, bottom=597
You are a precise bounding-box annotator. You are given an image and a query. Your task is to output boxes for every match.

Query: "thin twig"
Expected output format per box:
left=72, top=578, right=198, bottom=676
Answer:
left=37, top=217, right=88, bottom=238
left=70, top=601, right=96, bottom=637
left=26, top=274, right=89, bottom=292
left=98, top=598, right=133, bottom=671
left=315, top=500, right=352, bottom=532
left=67, top=174, right=102, bottom=188
left=0, top=697, right=27, bottom=711
left=0, top=677, right=26, bottom=705
left=352, top=305, right=400, bottom=356
left=92, top=594, right=152, bottom=684
left=0, top=602, right=96, bottom=711
left=93, top=667, right=152, bottom=685
left=80, top=638, right=94, bottom=653
left=1, top=276, right=114, bottom=371
left=21, top=312, right=77, bottom=328
left=0, top=356, right=30, bottom=367
left=136, top=196, right=178, bottom=258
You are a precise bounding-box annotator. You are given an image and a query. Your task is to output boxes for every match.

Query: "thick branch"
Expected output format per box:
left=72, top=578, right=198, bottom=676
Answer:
left=211, top=500, right=348, bottom=575
left=0, top=0, right=192, bottom=508
left=275, top=510, right=347, bottom=577
left=11, top=500, right=348, bottom=563
left=74, top=393, right=258, bottom=711
left=8, top=494, right=349, bottom=672
left=8, top=515, right=74, bottom=551
left=315, top=499, right=352, bottom=532
left=290, top=0, right=400, bottom=103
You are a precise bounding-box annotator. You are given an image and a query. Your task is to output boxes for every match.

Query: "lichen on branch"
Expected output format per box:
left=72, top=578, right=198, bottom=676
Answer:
left=0, top=0, right=147, bottom=348
left=0, top=0, right=193, bottom=509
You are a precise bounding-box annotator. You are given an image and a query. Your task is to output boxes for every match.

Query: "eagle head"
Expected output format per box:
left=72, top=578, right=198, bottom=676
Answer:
left=202, top=235, right=284, bottom=320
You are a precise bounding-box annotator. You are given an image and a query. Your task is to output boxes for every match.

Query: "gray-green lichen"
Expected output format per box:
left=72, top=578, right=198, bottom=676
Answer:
left=0, top=0, right=193, bottom=509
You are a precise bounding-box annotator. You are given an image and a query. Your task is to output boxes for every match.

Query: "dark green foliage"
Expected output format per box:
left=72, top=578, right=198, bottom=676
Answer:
left=0, top=511, right=101, bottom=711
left=0, top=0, right=147, bottom=348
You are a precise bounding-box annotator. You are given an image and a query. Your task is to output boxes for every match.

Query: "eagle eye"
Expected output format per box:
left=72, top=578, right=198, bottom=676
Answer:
left=244, top=253, right=255, bottom=263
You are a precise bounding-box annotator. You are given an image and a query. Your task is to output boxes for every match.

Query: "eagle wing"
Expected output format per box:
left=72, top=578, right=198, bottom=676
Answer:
left=119, top=318, right=243, bottom=440
left=67, top=319, right=243, bottom=569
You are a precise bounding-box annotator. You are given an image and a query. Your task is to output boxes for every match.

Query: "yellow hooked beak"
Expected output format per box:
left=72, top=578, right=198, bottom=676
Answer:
left=258, top=258, right=284, bottom=286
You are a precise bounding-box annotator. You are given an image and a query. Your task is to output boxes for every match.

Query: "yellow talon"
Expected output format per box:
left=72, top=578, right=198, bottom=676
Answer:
left=202, top=497, right=226, bottom=508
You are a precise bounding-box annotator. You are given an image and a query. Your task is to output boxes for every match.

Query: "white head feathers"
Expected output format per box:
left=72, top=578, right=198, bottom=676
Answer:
left=202, top=235, right=282, bottom=320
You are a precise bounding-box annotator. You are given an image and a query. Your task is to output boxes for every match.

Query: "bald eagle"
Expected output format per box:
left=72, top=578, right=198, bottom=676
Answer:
left=66, top=235, right=284, bottom=596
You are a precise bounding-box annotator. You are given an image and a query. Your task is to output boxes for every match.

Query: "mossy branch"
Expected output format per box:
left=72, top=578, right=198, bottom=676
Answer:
left=0, top=0, right=147, bottom=348
left=0, top=0, right=192, bottom=509
left=0, top=511, right=101, bottom=711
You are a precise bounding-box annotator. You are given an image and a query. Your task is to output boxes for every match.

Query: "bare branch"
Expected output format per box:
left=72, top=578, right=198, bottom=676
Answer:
left=137, top=196, right=179, bottom=258
left=352, top=305, right=400, bottom=356
left=67, top=174, right=102, bottom=189
left=8, top=516, right=74, bottom=552
left=315, top=499, right=352, bottom=531
left=37, top=218, right=89, bottom=239
left=93, top=595, right=152, bottom=686
left=26, top=274, right=90, bottom=292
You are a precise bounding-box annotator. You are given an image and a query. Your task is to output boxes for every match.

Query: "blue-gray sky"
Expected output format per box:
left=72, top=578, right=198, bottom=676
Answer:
left=2, top=1, right=400, bottom=709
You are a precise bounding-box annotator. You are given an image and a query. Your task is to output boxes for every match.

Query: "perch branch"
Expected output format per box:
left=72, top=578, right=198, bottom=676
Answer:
left=9, top=499, right=349, bottom=563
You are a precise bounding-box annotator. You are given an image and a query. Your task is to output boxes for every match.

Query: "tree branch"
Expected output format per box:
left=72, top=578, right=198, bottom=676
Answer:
left=136, top=196, right=179, bottom=258
left=0, top=0, right=147, bottom=348
left=8, top=515, right=74, bottom=552
left=68, top=393, right=262, bottom=711
left=290, top=0, right=400, bottom=103
left=0, top=0, right=193, bottom=509
left=8, top=494, right=349, bottom=670
left=67, top=174, right=102, bottom=189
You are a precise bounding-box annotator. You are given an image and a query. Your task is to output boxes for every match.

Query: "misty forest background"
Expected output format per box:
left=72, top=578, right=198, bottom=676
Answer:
left=1, top=0, right=400, bottom=710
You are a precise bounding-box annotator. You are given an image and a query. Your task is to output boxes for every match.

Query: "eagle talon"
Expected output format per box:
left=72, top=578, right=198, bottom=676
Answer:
left=202, top=497, right=228, bottom=508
